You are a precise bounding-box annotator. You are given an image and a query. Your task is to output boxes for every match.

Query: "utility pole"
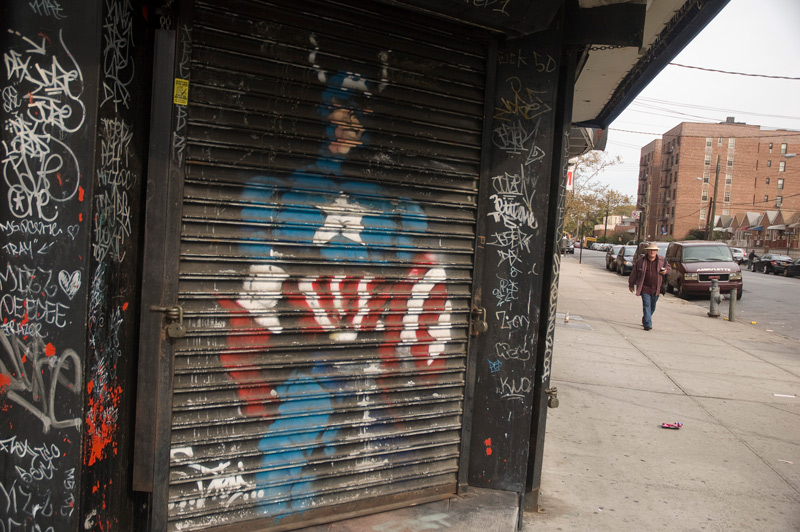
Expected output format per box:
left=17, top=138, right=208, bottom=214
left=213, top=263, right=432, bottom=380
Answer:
left=705, top=155, right=721, bottom=240
left=602, top=198, right=609, bottom=243
left=637, top=178, right=650, bottom=244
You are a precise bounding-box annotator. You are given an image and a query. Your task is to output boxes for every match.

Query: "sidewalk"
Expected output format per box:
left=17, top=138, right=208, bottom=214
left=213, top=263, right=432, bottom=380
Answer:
left=299, top=256, right=800, bottom=532
left=524, top=256, right=800, bottom=532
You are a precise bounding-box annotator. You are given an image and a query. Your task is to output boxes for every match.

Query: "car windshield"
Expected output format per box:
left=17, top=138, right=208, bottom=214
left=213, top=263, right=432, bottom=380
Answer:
left=610, top=245, right=623, bottom=254
left=622, top=246, right=636, bottom=257
left=682, top=245, right=733, bottom=262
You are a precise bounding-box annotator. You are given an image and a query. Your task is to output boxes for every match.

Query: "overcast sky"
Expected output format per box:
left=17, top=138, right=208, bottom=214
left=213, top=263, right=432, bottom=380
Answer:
left=595, top=0, right=800, bottom=200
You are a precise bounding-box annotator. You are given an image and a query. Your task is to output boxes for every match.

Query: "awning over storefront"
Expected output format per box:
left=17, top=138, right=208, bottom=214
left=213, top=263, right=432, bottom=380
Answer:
left=767, top=224, right=787, bottom=230
left=751, top=226, right=764, bottom=231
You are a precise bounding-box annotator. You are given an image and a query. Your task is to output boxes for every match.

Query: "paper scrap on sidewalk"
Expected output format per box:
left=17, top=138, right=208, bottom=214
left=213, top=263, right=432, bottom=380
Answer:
left=778, top=460, right=794, bottom=465
left=773, top=394, right=796, bottom=398
left=661, top=422, right=683, bottom=429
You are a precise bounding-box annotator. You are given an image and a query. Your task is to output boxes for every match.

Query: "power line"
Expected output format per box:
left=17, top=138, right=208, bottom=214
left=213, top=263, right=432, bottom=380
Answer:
left=637, top=97, right=800, bottom=121
left=608, top=127, right=800, bottom=138
left=669, top=63, right=800, bottom=81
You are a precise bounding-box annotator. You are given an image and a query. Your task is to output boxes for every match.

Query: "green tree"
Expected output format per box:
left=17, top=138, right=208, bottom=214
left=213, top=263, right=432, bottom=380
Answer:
left=564, top=151, right=632, bottom=238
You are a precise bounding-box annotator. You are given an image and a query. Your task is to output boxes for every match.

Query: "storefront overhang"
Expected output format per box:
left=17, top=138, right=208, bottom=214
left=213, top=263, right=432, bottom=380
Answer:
left=382, top=0, right=730, bottom=141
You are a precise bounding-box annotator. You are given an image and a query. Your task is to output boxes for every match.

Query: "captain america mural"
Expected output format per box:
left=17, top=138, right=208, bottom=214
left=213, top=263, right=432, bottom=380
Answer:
left=209, top=40, right=457, bottom=519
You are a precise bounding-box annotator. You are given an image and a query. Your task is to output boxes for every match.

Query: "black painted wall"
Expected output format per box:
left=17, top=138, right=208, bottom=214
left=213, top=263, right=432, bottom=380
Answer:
left=0, top=1, right=153, bottom=530
left=80, top=1, right=154, bottom=530
left=468, top=28, right=564, bottom=491
left=1, top=2, right=102, bottom=530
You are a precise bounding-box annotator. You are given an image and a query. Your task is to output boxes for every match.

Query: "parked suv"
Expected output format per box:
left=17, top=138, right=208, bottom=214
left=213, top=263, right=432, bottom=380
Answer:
left=664, top=241, right=743, bottom=300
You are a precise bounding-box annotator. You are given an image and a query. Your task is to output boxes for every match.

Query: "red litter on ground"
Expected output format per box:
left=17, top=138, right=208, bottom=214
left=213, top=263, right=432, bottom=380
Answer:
left=661, top=422, right=683, bottom=429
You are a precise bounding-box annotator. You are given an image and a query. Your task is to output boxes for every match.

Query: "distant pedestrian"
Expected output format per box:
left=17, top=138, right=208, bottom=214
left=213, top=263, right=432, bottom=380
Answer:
left=629, top=242, right=671, bottom=331
left=748, top=249, right=756, bottom=270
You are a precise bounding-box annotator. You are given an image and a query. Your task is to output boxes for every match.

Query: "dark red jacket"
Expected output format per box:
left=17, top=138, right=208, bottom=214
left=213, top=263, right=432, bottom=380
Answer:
left=629, top=254, right=671, bottom=296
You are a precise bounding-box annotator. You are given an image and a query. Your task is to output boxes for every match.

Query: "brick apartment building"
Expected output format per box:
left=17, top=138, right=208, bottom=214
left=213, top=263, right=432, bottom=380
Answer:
left=636, top=119, right=799, bottom=249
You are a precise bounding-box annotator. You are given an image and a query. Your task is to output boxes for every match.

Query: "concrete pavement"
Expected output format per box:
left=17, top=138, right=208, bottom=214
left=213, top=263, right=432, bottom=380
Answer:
left=299, top=254, right=800, bottom=532
left=525, top=256, right=800, bottom=532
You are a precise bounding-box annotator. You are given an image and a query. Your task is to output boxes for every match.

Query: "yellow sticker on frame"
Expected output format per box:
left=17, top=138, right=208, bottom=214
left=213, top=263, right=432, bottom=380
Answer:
left=174, top=78, right=189, bottom=105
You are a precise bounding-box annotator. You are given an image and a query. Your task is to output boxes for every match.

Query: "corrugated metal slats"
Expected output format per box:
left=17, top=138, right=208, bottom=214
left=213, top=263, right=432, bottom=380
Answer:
left=166, top=1, right=485, bottom=529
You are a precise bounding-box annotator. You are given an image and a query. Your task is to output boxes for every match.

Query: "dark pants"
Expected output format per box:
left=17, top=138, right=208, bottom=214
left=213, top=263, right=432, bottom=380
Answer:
left=641, top=293, right=659, bottom=329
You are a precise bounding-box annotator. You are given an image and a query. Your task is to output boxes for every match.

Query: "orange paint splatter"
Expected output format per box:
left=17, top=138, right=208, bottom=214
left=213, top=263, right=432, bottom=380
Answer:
left=56, top=173, right=63, bottom=186
left=0, top=373, right=11, bottom=392
left=45, top=343, right=56, bottom=357
left=87, top=380, right=94, bottom=394
left=79, top=213, right=83, bottom=222
left=78, top=186, right=85, bottom=201
left=122, top=302, right=129, bottom=311
left=484, top=438, right=493, bottom=456
left=84, top=385, right=123, bottom=466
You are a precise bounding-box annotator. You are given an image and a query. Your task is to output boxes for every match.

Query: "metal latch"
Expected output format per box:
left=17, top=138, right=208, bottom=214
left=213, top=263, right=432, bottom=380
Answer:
left=546, top=386, right=559, bottom=408
left=470, top=306, right=488, bottom=336
left=150, top=305, right=187, bottom=338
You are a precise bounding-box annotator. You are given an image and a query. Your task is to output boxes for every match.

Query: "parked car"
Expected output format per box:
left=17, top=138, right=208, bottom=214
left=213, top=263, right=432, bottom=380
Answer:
left=605, top=245, right=623, bottom=270
left=753, top=253, right=793, bottom=274
left=614, top=245, right=637, bottom=275
left=634, top=241, right=669, bottom=261
left=664, top=241, right=742, bottom=299
left=783, top=258, right=800, bottom=277
left=565, top=241, right=575, bottom=254
left=729, top=247, right=746, bottom=264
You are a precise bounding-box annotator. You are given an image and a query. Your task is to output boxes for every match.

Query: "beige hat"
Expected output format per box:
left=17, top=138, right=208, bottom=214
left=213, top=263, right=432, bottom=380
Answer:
left=645, top=242, right=659, bottom=251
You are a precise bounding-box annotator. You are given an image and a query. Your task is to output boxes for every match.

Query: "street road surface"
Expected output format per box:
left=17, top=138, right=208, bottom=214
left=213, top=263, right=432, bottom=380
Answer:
left=567, top=248, right=800, bottom=341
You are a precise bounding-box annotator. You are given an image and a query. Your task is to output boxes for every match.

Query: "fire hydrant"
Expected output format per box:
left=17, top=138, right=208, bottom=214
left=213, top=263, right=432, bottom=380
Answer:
left=708, top=278, right=721, bottom=318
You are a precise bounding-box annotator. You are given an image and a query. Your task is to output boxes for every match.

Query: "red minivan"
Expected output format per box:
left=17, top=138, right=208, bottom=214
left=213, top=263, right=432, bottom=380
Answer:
left=664, top=241, right=743, bottom=300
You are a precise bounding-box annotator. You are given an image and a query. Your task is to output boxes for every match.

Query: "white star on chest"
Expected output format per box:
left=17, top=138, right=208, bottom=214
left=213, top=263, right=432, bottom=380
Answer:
left=313, top=196, right=367, bottom=245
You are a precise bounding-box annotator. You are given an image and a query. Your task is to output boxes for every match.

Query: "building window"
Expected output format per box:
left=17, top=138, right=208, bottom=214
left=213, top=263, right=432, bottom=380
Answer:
left=722, top=208, right=729, bottom=216
left=701, top=190, right=708, bottom=201
left=718, top=138, right=723, bottom=146
left=727, top=155, right=734, bottom=167
left=779, top=161, right=786, bottom=172
left=767, top=160, right=772, bottom=167
left=776, top=196, right=783, bottom=207
left=769, top=142, right=773, bottom=153
left=724, top=191, right=731, bottom=202
left=778, top=178, right=784, bottom=189
left=766, top=177, right=771, bottom=185
left=725, top=173, right=732, bottom=185
left=705, top=156, right=711, bottom=166
left=703, top=171, right=710, bottom=183
left=700, top=208, right=706, bottom=220
left=781, top=143, right=787, bottom=155
left=706, top=138, right=712, bottom=147
left=764, top=195, right=769, bottom=203
left=675, top=154, right=679, bottom=164
left=728, top=138, right=735, bottom=149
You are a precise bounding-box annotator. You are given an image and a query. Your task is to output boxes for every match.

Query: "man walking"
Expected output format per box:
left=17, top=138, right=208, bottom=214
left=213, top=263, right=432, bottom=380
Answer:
left=747, top=249, right=756, bottom=271
left=629, top=242, right=671, bottom=331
